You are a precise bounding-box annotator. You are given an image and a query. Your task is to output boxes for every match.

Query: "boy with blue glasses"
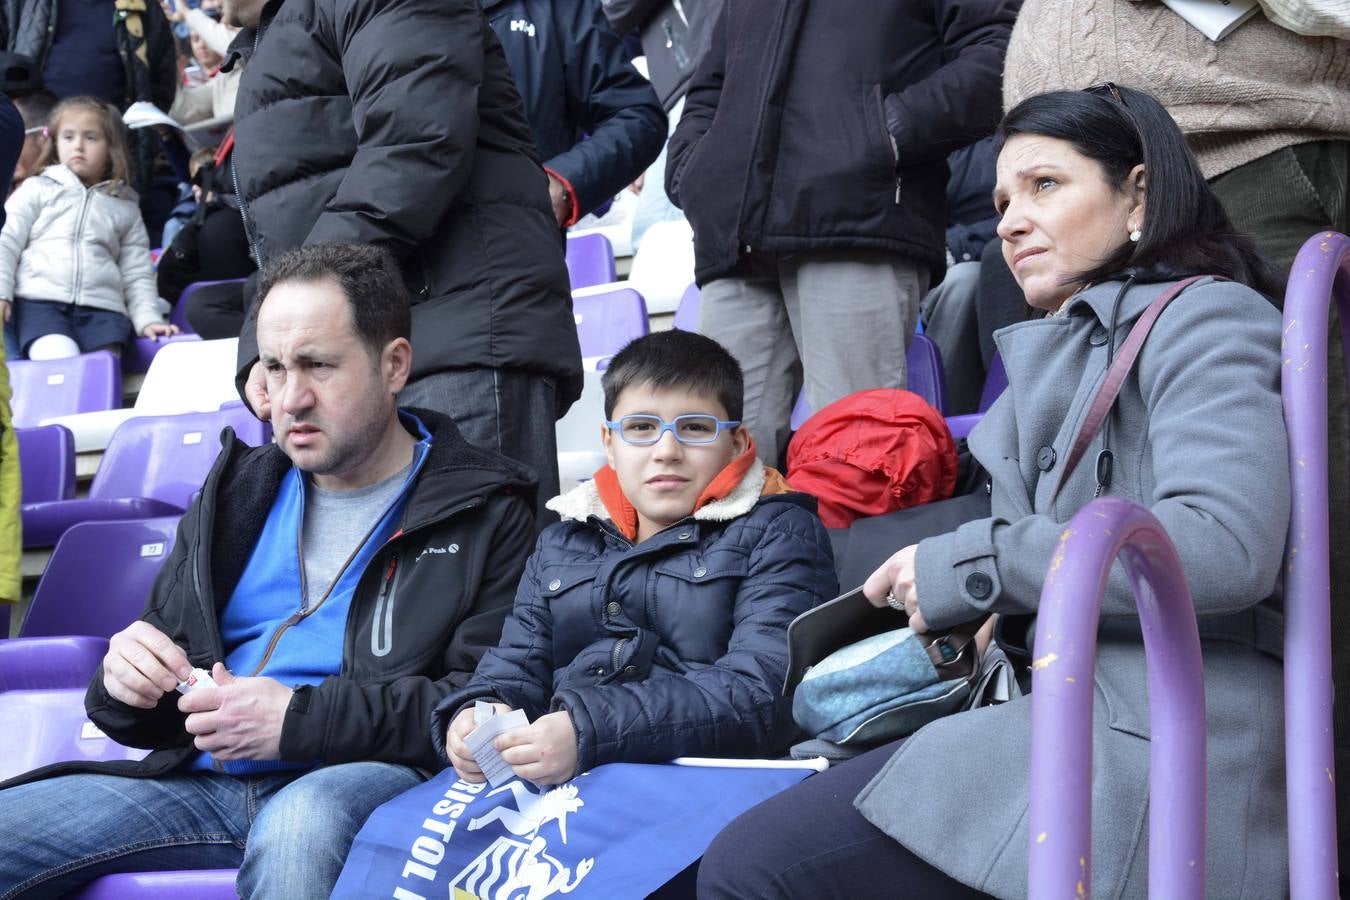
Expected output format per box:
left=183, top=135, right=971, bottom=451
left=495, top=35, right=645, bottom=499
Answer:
left=432, top=329, right=837, bottom=784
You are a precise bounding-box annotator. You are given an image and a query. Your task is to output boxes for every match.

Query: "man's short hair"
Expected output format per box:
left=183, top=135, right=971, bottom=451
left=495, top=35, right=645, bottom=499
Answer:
left=255, top=242, right=412, bottom=359
left=12, top=88, right=56, bottom=129
left=601, top=330, right=744, bottom=421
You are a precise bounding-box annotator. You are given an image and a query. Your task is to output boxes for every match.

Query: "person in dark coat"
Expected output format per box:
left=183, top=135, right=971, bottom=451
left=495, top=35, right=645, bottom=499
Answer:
left=433, top=330, right=836, bottom=786
left=484, top=0, right=665, bottom=227
left=666, top=0, right=1017, bottom=466
left=0, top=243, right=538, bottom=898
left=222, top=0, right=583, bottom=519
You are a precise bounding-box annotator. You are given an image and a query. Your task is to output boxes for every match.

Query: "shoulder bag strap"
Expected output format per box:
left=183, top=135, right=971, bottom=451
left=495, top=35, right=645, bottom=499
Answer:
left=1050, top=275, right=1211, bottom=502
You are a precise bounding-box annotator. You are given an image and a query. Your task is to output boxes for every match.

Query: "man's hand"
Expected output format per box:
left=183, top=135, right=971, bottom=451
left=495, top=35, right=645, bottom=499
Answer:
left=863, top=544, right=928, bottom=634
left=103, top=621, right=192, bottom=708
left=496, top=710, right=578, bottom=785
left=142, top=322, right=181, bottom=340
left=0, top=299, right=11, bottom=323
left=159, top=0, right=185, bottom=22
left=546, top=173, right=572, bottom=228
left=179, top=663, right=292, bottom=761
left=445, top=702, right=510, bottom=783
left=244, top=360, right=271, bottom=423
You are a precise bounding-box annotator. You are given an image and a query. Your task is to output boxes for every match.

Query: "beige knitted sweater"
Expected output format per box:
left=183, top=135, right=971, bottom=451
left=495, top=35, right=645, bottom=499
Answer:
left=1003, top=0, right=1350, bottom=178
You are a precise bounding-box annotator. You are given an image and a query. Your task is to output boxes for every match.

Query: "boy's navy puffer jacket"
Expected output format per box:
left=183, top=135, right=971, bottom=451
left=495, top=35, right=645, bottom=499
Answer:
left=432, top=459, right=838, bottom=774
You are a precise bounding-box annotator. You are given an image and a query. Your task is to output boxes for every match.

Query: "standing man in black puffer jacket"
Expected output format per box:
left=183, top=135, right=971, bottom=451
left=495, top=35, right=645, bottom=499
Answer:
left=667, top=0, right=1017, bottom=467
left=223, top=0, right=583, bottom=519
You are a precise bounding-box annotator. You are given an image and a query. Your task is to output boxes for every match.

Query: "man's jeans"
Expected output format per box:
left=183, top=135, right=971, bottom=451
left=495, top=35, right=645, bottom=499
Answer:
left=0, top=761, right=422, bottom=899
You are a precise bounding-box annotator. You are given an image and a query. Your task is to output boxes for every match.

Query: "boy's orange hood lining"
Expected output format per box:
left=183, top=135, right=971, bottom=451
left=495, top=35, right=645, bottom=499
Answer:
left=591, top=438, right=792, bottom=541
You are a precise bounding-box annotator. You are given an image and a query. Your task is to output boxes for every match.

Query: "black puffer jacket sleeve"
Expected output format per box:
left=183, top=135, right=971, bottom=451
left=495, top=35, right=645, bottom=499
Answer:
left=542, top=0, right=665, bottom=219
left=282, top=490, right=536, bottom=771
left=663, top=1, right=724, bottom=208
left=882, top=0, right=1017, bottom=167
left=430, top=538, right=558, bottom=763
left=303, top=0, right=485, bottom=251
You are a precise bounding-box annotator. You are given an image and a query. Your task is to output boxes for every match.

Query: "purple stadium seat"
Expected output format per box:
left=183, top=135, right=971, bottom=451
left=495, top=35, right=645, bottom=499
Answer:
left=172, top=279, right=247, bottom=335
left=17, top=425, right=76, bottom=503
left=0, top=688, right=149, bottom=781
left=572, top=286, right=649, bottom=369
left=672, top=283, right=701, bottom=331
left=565, top=232, right=616, bottom=289
left=124, top=332, right=204, bottom=374
left=789, top=333, right=948, bottom=430
left=946, top=352, right=1007, bottom=439
left=69, top=870, right=240, bottom=900
left=8, top=351, right=121, bottom=428
left=22, top=406, right=269, bottom=548
left=0, top=515, right=180, bottom=691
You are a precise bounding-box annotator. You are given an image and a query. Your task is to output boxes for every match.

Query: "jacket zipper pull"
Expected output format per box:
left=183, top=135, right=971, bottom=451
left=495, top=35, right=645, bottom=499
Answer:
left=383, top=555, right=398, bottom=588
left=895, top=176, right=902, bottom=205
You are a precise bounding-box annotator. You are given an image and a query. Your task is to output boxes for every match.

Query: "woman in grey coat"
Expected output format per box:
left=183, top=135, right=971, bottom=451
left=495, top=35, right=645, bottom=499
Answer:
left=698, top=85, right=1289, bottom=899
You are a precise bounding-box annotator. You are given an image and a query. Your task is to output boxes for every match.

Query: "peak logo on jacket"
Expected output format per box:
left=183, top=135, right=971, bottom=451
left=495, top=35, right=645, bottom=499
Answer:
left=415, top=543, right=459, bottom=562
left=509, top=18, right=536, bottom=37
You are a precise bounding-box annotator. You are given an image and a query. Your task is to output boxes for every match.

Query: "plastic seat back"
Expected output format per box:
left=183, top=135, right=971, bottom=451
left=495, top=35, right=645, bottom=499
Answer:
left=788, top=334, right=949, bottom=431
left=625, top=218, right=695, bottom=315
left=17, top=424, right=75, bottom=503
left=9, top=351, right=121, bottom=427
left=572, top=287, right=649, bottom=370
left=566, top=232, right=616, bottom=290
left=132, top=338, right=242, bottom=415
left=672, top=283, right=701, bottom=332
left=172, top=278, right=248, bottom=335
left=0, top=688, right=149, bottom=781
left=21, top=516, right=179, bottom=640
left=90, top=407, right=269, bottom=509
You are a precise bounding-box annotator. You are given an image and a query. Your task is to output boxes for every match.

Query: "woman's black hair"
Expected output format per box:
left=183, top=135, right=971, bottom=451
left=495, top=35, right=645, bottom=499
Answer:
left=997, top=84, right=1282, bottom=299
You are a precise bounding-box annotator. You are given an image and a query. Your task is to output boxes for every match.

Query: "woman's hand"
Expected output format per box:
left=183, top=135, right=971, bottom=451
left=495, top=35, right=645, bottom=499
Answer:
left=142, top=322, right=181, bottom=339
left=445, top=702, right=510, bottom=783
left=863, top=544, right=928, bottom=634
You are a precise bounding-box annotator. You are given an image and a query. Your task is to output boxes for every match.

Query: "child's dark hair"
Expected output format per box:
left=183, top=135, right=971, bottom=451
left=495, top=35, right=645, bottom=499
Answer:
left=601, top=330, right=744, bottom=420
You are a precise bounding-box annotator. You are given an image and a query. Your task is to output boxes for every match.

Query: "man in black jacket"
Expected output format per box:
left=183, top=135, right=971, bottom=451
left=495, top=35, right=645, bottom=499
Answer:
left=224, top=0, right=583, bottom=519
left=485, top=0, right=665, bottom=227
left=0, top=243, right=537, bottom=898
left=666, top=0, right=1017, bottom=465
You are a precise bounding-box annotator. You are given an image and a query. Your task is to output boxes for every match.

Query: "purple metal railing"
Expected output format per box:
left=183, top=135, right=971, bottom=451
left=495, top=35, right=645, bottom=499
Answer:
left=1281, top=230, right=1349, bottom=899
left=1027, top=497, right=1207, bottom=899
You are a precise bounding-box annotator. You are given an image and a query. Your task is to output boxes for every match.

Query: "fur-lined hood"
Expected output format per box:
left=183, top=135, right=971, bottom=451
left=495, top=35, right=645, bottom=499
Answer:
left=547, top=457, right=771, bottom=526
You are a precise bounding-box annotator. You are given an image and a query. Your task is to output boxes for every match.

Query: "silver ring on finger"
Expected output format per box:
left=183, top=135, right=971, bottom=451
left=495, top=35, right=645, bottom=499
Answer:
left=885, top=590, right=905, bottom=612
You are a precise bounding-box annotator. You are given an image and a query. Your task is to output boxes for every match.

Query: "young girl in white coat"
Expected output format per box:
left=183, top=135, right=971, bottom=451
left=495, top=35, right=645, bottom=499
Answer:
left=0, top=97, right=177, bottom=359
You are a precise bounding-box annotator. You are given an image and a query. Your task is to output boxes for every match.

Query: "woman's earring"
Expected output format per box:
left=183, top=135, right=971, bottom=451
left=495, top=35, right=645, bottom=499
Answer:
left=1129, top=227, right=1142, bottom=242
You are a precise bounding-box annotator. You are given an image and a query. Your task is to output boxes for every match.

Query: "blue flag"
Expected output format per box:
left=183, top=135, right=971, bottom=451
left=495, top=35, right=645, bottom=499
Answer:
left=332, top=758, right=822, bottom=899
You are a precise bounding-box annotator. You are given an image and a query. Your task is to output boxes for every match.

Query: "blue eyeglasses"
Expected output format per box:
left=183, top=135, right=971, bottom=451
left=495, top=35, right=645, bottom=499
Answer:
left=605, top=414, right=741, bottom=446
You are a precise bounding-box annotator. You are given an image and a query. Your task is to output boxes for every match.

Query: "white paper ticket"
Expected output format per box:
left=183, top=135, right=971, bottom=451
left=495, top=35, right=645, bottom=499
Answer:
left=175, top=667, right=218, bottom=695
left=465, top=700, right=529, bottom=786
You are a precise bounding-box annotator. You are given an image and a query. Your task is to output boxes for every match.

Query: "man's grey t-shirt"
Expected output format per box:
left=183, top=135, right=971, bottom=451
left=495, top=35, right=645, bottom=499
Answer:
left=301, top=459, right=413, bottom=604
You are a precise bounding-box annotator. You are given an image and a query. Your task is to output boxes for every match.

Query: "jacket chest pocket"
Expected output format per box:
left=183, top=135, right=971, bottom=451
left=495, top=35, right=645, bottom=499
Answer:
left=650, top=556, right=750, bottom=662
left=539, top=563, right=604, bottom=663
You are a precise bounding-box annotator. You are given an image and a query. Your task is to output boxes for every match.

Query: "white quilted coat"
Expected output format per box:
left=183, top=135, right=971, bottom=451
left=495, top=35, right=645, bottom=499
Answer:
left=0, top=164, right=167, bottom=335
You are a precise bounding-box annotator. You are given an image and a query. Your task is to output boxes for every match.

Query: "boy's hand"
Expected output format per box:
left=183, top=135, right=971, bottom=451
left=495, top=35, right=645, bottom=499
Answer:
left=496, top=710, right=578, bottom=785
left=446, top=702, right=510, bottom=782
left=142, top=322, right=181, bottom=339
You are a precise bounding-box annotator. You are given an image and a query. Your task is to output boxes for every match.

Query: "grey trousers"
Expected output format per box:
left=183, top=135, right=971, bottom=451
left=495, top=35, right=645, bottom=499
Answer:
left=919, top=260, right=983, bottom=415
left=399, top=366, right=559, bottom=525
left=700, top=250, right=928, bottom=465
